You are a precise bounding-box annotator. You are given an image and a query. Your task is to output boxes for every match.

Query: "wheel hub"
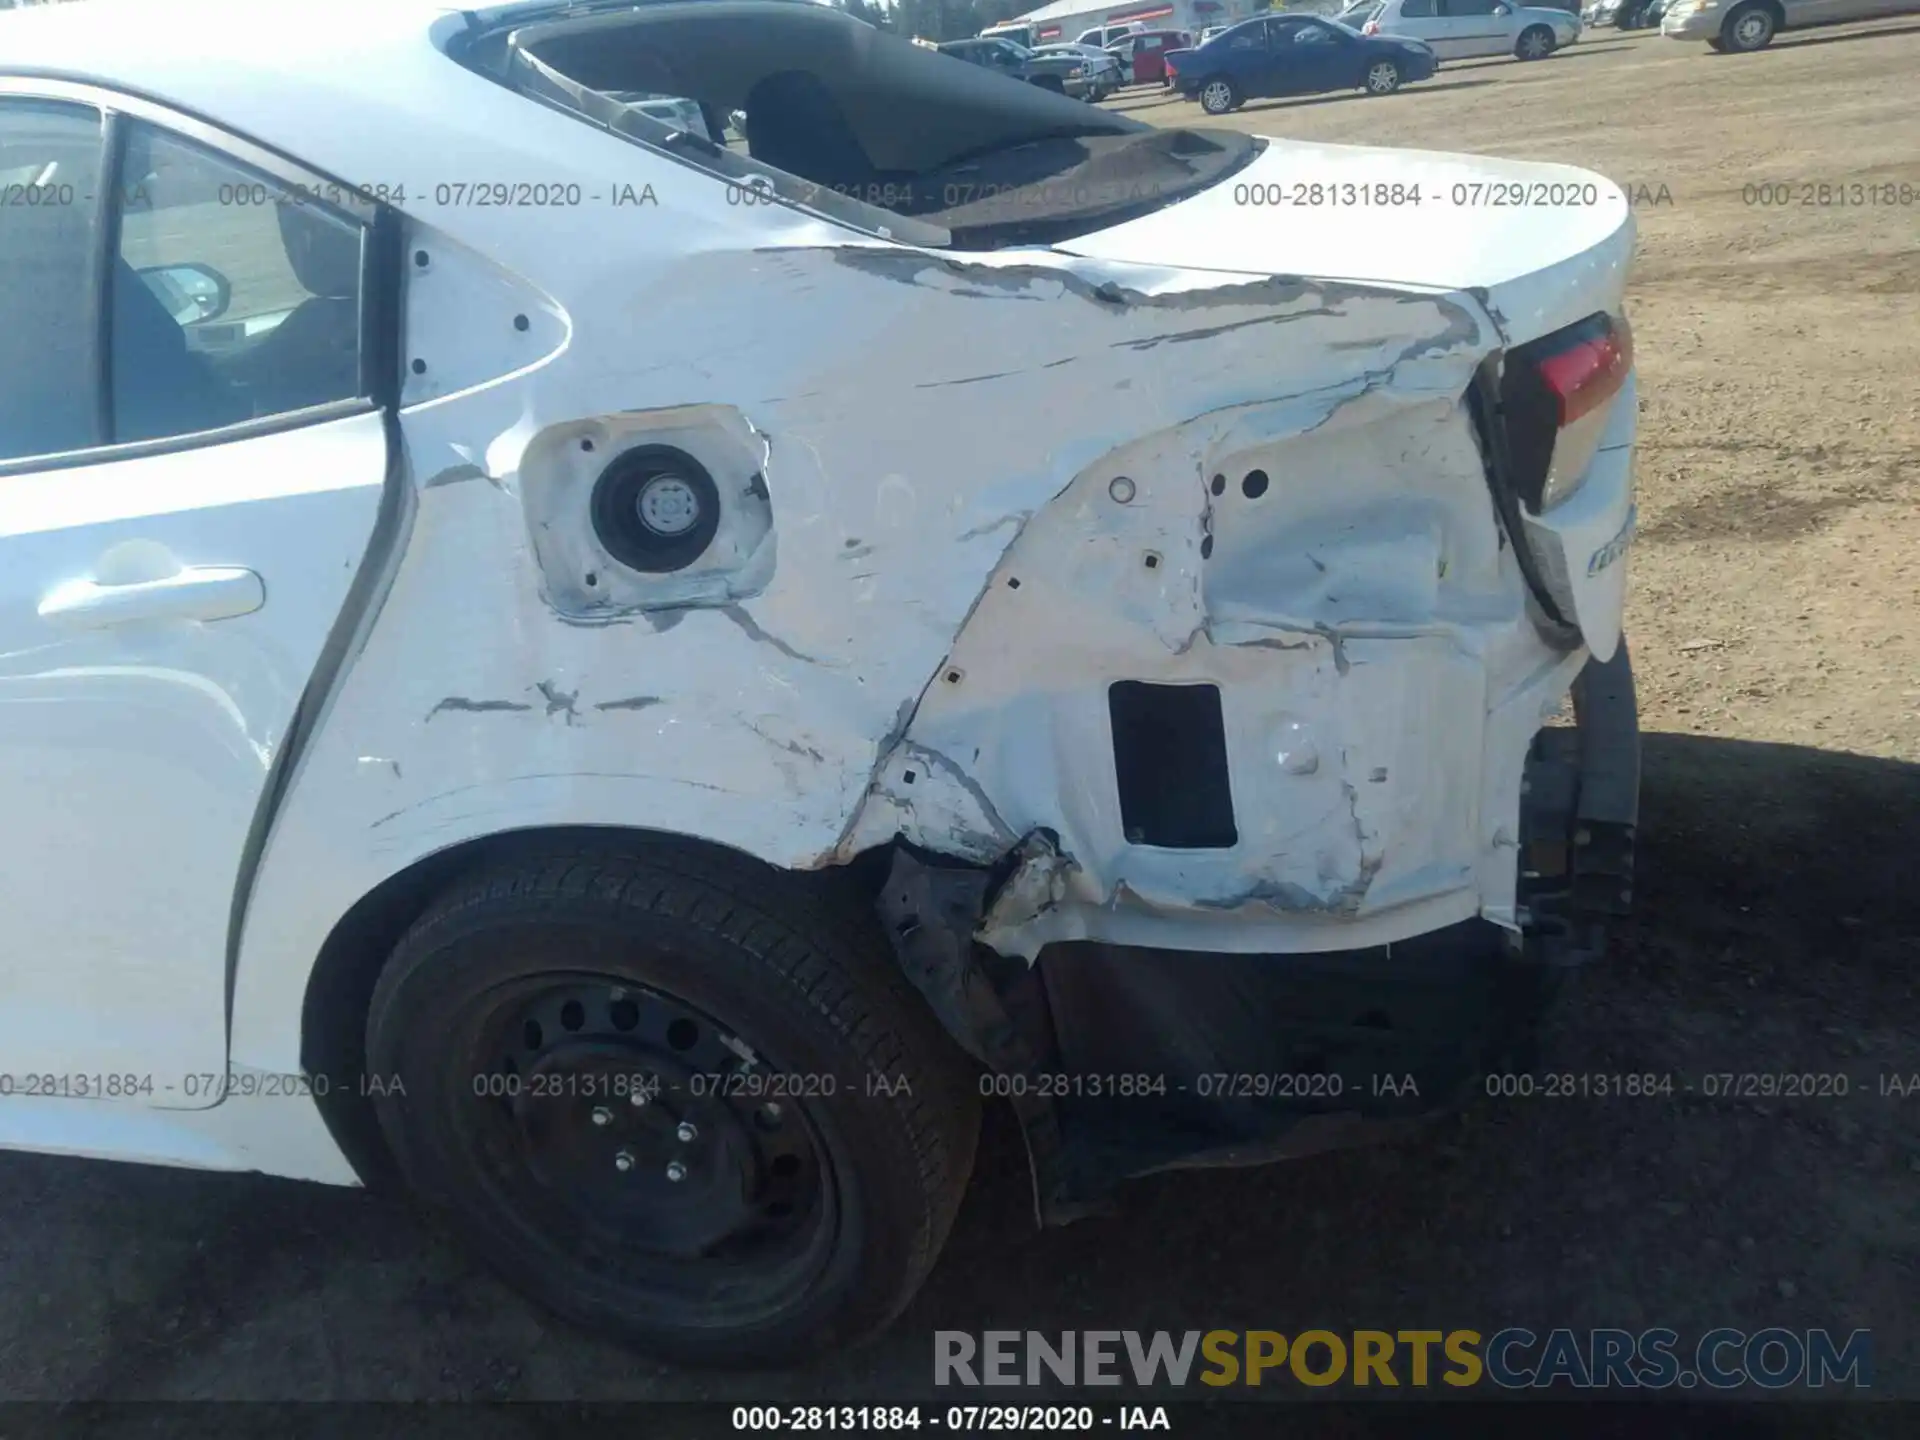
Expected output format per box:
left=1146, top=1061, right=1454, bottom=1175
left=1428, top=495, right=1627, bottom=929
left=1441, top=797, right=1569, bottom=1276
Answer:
left=476, top=980, right=823, bottom=1265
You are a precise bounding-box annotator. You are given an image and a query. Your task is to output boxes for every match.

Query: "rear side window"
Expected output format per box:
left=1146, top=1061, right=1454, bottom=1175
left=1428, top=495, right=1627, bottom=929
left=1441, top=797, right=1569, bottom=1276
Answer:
left=0, top=101, right=374, bottom=469
left=1441, top=0, right=1499, bottom=12
left=0, top=100, right=106, bottom=463
left=114, top=124, right=367, bottom=442
left=1401, top=0, right=1438, bottom=15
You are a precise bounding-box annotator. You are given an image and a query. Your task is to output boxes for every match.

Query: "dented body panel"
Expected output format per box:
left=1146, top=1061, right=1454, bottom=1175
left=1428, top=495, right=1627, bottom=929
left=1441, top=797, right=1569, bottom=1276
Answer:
left=2, top=0, right=1638, bottom=1190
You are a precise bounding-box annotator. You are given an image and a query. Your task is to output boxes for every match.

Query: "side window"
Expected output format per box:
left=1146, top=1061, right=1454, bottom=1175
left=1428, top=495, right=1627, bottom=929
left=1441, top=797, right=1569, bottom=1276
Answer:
left=1441, top=0, right=1498, bottom=13
left=0, top=100, right=106, bottom=464
left=1401, top=0, right=1438, bottom=16
left=1229, top=24, right=1266, bottom=47
left=1296, top=22, right=1336, bottom=42
left=112, top=122, right=367, bottom=445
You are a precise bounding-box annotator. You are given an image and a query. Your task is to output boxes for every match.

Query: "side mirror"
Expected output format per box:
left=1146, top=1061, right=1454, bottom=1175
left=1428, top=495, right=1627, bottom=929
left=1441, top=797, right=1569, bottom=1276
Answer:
left=138, top=261, right=231, bottom=326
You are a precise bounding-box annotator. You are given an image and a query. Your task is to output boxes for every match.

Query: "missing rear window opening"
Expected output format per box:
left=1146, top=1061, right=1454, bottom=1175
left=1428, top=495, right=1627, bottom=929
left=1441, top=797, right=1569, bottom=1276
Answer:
left=454, top=0, right=1261, bottom=249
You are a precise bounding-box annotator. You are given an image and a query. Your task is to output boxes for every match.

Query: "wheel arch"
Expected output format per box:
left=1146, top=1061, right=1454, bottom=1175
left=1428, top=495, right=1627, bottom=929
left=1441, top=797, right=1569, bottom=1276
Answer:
left=297, top=823, right=895, bottom=1187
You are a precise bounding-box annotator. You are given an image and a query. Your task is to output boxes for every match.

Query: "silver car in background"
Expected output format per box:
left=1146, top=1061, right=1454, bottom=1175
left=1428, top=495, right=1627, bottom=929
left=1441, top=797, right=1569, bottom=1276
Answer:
left=1662, top=0, right=1918, bottom=50
left=1031, top=40, right=1126, bottom=98
left=1363, top=0, right=1583, bottom=57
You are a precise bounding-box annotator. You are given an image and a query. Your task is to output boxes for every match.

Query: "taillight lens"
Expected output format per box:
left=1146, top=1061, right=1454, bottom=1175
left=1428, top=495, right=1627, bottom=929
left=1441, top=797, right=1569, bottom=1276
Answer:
left=1498, top=312, right=1632, bottom=512
left=1536, top=315, right=1633, bottom=427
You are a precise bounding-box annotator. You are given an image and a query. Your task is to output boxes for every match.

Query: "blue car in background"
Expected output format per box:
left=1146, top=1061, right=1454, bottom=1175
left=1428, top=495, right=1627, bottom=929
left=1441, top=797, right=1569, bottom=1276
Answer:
left=1166, top=14, right=1438, bottom=114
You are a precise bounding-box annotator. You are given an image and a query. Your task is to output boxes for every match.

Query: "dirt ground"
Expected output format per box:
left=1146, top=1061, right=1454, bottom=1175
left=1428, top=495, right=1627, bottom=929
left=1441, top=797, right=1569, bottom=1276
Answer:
left=1, top=22, right=1916, bottom=1417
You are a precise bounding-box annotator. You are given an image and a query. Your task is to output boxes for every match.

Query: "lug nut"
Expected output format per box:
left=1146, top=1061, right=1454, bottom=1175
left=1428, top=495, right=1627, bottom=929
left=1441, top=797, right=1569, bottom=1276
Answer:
left=666, top=1160, right=688, bottom=1183
left=676, top=1121, right=698, bottom=1143
left=629, top=1087, right=649, bottom=1107
left=591, top=1106, right=613, bottom=1127
left=614, top=1148, right=636, bottom=1173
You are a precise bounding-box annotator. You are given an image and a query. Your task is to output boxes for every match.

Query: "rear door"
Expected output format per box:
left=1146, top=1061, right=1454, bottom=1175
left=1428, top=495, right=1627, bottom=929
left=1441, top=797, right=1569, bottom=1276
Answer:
left=1390, top=0, right=1456, bottom=51
left=1217, top=20, right=1277, bottom=94
left=1438, top=0, right=1516, bottom=53
left=0, top=84, right=391, bottom=1107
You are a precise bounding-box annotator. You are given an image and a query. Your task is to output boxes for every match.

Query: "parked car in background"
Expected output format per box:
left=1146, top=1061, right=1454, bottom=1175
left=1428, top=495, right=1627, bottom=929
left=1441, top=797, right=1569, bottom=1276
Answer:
left=1364, top=0, right=1582, bottom=58
left=979, top=20, right=1042, bottom=47
left=1338, top=0, right=1386, bottom=19
left=1077, top=20, right=1148, bottom=46
left=1169, top=14, right=1437, bottom=111
left=1032, top=40, right=1126, bottom=99
left=1111, top=27, right=1196, bottom=83
left=938, top=36, right=1092, bottom=95
left=1661, top=0, right=1914, bottom=49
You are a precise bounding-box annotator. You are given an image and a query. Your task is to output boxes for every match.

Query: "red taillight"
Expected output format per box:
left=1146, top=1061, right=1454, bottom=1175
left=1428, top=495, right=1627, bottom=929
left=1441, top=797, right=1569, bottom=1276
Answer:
left=1536, top=315, right=1633, bottom=426
left=1494, top=311, right=1633, bottom=514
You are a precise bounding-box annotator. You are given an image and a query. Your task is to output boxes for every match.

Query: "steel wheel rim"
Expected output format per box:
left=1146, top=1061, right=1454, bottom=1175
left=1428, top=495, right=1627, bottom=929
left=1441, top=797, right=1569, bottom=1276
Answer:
left=1524, top=32, right=1549, bottom=56
left=457, top=972, right=837, bottom=1305
left=1368, top=62, right=1398, bottom=91
left=1733, top=11, right=1768, bottom=42
left=1202, top=80, right=1233, bottom=110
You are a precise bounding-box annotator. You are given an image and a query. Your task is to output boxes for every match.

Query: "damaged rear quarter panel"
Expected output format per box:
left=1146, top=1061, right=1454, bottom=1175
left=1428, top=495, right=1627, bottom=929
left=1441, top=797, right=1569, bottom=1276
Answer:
left=226, top=88, right=1555, bottom=1071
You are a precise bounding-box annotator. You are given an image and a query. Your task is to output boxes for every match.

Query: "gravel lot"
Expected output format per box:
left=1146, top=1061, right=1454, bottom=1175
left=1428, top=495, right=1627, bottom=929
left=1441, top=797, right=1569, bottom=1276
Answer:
left=1, top=22, right=1915, bottom=1416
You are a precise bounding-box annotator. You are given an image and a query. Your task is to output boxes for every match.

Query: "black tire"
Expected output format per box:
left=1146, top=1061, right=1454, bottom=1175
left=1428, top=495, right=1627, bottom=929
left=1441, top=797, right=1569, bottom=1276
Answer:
left=1516, top=23, right=1557, bottom=58
left=1198, top=75, right=1240, bottom=115
left=366, top=839, right=980, bottom=1366
left=1719, top=1, right=1776, bottom=49
left=1706, top=35, right=1727, bottom=48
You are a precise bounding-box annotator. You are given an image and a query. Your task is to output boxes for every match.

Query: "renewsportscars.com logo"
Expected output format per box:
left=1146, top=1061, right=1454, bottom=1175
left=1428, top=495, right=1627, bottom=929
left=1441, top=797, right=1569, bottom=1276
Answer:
left=934, top=1328, right=1872, bottom=1391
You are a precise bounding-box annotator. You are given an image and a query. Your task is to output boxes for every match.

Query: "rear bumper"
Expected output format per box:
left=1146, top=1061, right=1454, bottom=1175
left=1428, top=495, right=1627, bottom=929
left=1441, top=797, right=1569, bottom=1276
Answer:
left=880, top=646, right=1640, bottom=1218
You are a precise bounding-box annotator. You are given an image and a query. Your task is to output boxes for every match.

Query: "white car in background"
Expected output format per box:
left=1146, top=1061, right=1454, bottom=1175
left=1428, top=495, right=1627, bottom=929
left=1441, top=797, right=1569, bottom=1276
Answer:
left=1364, top=0, right=1583, bottom=56
left=1076, top=20, right=1148, bottom=46
left=1031, top=40, right=1126, bottom=98
left=1, top=0, right=1640, bottom=1369
left=1662, top=0, right=1920, bottom=51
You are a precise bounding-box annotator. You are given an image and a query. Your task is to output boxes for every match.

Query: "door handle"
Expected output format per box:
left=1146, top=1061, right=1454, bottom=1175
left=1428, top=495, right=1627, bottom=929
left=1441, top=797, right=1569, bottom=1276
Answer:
left=38, top=566, right=265, bottom=629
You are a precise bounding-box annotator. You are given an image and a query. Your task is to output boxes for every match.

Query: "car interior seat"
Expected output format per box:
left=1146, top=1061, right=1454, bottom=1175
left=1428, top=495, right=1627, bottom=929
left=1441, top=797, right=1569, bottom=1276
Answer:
left=236, top=202, right=364, bottom=415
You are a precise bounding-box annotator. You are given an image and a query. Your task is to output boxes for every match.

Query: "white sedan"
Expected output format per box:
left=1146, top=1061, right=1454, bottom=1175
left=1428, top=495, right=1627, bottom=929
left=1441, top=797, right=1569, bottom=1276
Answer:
left=1363, top=0, right=1584, bottom=57
left=0, top=0, right=1639, bottom=1367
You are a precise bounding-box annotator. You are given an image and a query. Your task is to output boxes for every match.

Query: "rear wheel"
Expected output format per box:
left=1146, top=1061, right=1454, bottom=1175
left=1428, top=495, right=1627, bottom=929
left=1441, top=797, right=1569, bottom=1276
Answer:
left=365, top=840, right=980, bottom=1366
left=1517, top=24, right=1557, bottom=58
left=1720, top=2, right=1776, bottom=49
left=1364, top=58, right=1403, bottom=94
left=1198, top=76, right=1241, bottom=114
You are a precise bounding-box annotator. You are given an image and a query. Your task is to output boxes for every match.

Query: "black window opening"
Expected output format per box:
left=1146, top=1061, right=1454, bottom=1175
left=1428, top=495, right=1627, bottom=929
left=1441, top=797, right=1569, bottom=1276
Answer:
left=0, top=98, right=375, bottom=468
left=1109, top=681, right=1240, bottom=851
left=455, top=0, right=1264, bottom=250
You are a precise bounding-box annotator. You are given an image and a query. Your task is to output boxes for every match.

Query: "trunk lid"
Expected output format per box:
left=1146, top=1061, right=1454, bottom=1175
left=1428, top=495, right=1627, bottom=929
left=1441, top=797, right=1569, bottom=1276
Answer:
left=1052, top=137, right=1635, bottom=345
